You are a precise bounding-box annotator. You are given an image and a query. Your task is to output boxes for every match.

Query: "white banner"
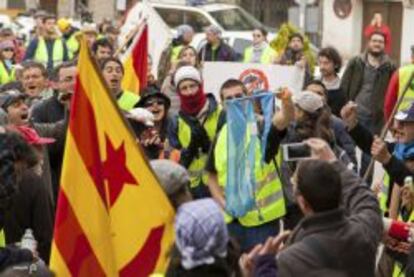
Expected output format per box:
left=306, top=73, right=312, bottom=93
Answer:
left=202, top=62, right=305, bottom=100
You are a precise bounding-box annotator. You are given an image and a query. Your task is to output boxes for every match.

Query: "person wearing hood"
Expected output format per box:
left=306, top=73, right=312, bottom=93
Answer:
left=158, top=24, right=194, bottom=84
left=243, top=28, right=277, bottom=64
left=166, top=198, right=235, bottom=277
left=168, top=66, right=221, bottom=199
left=0, top=40, right=17, bottom=85
left=161, top=46, right=201, bottom=117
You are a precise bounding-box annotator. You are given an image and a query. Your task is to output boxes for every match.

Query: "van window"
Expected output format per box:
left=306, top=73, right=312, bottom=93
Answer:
left=154, top=7, right=210, bottom=32
left=154, top=7, right=184, bottom=29
left=209, top=8, right=262, bottom=31
left=182, top=11, right=210, bottom=32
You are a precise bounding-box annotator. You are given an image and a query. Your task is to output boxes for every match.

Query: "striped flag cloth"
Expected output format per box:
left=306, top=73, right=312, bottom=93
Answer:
left=121, top=24, right=148, bottom=94
left=49, top=39, right=174, bottom=277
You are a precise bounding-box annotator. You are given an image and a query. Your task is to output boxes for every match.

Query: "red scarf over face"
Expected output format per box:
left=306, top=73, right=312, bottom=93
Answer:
left=178, top=84, right=207, bottom=116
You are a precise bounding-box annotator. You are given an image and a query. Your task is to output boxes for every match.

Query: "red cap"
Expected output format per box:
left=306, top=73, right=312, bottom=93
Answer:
left=14, top=126, right=56, bottom=145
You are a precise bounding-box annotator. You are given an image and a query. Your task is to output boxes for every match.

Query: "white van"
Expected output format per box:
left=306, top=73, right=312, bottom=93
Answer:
left=149, top=1, right=276, bottom=55
left=121, top=1, right=276, bottom=76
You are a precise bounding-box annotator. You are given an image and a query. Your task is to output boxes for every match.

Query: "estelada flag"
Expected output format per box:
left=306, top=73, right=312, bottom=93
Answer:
left=121, top=23, right=148, bottom=94
left=50, top=39, right=174, bottom=276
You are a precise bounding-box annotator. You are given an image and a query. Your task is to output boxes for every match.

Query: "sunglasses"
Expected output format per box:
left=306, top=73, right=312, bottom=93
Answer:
left=145, top=99, right=165, bottom=107
left=2, top=48, right=14, bottom=52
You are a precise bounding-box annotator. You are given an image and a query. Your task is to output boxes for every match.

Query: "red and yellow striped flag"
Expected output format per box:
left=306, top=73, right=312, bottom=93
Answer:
left=50, top=39, right=174, bottom=276
left=121, top=24, right=148, bottom=94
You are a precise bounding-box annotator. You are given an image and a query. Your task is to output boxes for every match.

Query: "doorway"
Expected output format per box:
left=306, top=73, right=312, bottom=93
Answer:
left=362, top=1, right=403, bottom=65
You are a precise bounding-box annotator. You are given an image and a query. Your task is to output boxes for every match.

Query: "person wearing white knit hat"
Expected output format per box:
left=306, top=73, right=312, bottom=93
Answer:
left=168, top=65, right=221, bottom=199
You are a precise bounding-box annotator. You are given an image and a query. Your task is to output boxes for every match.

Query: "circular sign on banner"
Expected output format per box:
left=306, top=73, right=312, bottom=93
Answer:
left=239, top=68, right=270, bottom=93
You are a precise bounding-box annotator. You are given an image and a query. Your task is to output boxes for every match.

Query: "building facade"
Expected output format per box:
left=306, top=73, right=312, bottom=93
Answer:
left=322, top=0, right=414, bottom=65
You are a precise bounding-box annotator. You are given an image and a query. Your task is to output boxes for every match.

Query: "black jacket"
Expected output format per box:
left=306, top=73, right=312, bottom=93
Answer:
left=349, top=123, right=413, bottom=210
left=327, top=87, right=347, bottom=117
left=340, top=53, right=396, bottom=134
left=277, top=161, right=383, bottom=276
left=198, top=41, right=237, bottom=62
left=31, top=94, right=66, bottom=200
left=0, top=246, right=33, bottom=272
left=2, top=169, right=54, bottom=264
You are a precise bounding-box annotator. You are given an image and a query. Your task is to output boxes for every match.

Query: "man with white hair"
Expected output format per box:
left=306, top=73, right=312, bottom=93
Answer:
left=198, top=25, right=237, bottom=62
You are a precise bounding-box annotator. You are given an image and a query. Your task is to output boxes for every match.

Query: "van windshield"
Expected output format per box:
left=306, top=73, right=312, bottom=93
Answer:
left=209, top=8, right=263, bottom=31
left=154, top=7, right=211, bottom=33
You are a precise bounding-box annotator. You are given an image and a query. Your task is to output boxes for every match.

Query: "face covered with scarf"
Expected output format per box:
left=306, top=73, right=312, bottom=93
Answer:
left=391, top=119, right=414, bottom=161
left=175, top=66, right=207, bottom=116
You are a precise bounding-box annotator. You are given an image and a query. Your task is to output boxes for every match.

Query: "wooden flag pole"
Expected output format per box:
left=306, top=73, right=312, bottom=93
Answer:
left=363, top=69, right=414, bottom=182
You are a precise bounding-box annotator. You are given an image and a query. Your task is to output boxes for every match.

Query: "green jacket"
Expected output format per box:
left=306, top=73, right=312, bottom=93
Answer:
left=340, top=53, right=396, bottom=133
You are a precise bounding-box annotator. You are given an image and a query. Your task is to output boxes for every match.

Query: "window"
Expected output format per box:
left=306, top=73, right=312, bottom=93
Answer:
left=182, top=11, right=210, bottom=33
left=154, top=7, right=210, bottom=33
left=209, top=8, right=263, bottom=31
left=154, top=7, right=184, bottom=29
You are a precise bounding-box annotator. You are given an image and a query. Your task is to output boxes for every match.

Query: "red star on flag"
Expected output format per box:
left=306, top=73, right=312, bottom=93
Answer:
left=102, top=134, right=138, bottom=207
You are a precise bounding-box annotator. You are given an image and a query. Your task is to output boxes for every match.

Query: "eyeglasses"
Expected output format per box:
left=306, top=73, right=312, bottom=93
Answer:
left=2, top=48, right=14, bottom=52
left=145, top=99, right=165, bottom=107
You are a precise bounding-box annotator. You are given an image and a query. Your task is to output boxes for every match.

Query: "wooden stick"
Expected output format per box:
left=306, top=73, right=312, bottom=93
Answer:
left=363, top=69, right=414, bottom=182
left=113, top=17, right=147, bottom=57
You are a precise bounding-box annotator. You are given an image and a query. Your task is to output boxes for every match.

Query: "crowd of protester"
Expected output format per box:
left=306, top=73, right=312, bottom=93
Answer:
left=0, top=8, right=414, bottom=277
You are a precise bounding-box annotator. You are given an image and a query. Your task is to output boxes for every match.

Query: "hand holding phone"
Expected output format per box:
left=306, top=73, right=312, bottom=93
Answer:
left=282, top=142, right=311, bottom=162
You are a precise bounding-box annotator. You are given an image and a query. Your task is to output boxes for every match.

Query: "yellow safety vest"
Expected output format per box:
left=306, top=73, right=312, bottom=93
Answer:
left=34, top=38, right=65, bottom=68
left=177, top=106, right=221, bottom=188
left=117, top=90, right=140, bottom=111
left=214, top=125, right=286, bottom=227
left=243, top=45, right=276, bottom=64
left=66, top=33, right=80, bottom=58
left=0, top=61, right=15, bottom=85
left=379, top=174, right=391, bottom=214
left=397, top=64, right=414, bottom=112
left=0, top=229, right=5, bottom=247
left=171, top=45, right=184, bottom=63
